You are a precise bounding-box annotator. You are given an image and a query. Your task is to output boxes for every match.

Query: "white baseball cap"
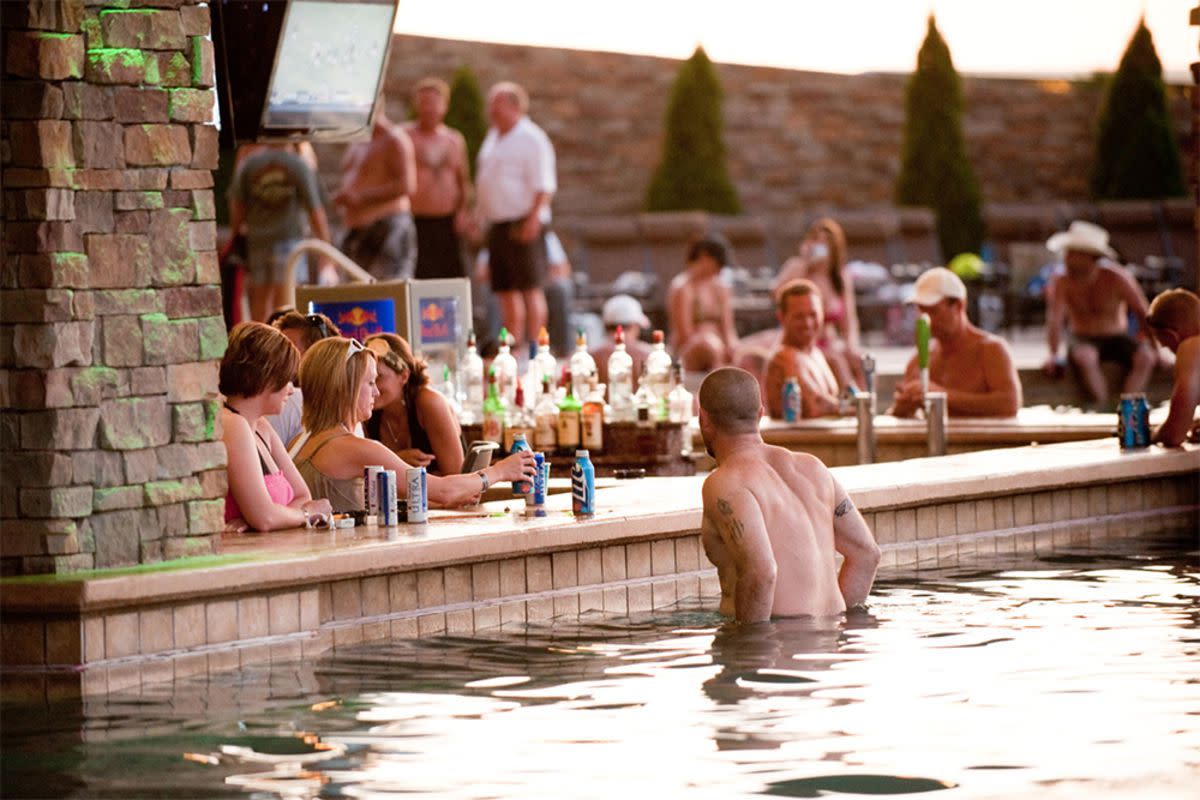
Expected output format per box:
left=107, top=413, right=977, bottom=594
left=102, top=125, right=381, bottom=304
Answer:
left=602, top=294, right=650, bottom=328
left=907, top=267, right=967, bottom=306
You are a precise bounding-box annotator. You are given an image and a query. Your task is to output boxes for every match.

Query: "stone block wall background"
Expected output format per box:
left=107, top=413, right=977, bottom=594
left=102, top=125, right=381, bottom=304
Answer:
left=1, top=0, right=226, bottom=575
left=312, top=34, right=1193, bottom=237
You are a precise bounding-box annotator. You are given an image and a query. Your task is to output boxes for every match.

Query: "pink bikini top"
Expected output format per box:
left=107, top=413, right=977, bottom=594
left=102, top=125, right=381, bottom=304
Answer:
left=224, top=403, right=296, bottom=523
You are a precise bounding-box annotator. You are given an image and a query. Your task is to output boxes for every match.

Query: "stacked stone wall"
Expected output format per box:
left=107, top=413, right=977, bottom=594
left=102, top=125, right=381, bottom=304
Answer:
left=315, top=34, right=1193, bottom=233
left=1, top=0, right=225, bottom=575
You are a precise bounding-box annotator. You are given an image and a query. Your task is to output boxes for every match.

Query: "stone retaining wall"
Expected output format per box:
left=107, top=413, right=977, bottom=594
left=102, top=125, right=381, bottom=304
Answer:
left=0, top=0, right=226, bottom=575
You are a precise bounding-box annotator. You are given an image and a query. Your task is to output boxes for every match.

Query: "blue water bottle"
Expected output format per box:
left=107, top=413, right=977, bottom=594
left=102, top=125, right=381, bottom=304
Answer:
left=511, top=432, right=532, bottom=496
left=782, top=377, right=801, bottom=423
left=571, top=449, right=596, bottom=516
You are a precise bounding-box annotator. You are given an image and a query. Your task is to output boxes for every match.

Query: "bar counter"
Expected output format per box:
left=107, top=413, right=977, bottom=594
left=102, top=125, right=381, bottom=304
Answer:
left=1, top=439, right=1196, bottom=699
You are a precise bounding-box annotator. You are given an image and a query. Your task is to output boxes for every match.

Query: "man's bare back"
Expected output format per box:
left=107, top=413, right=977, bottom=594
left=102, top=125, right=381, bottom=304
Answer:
left=701, top=443, right=878, bottom=622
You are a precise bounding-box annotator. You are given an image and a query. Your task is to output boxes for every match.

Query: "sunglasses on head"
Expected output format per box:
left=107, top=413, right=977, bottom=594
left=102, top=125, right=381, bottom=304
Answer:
left=306, top=314, right=335, bottom=339
left=344, top=337, right=365, bottom=362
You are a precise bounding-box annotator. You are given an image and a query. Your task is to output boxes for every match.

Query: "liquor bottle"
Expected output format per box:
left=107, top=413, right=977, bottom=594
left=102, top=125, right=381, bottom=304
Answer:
left=667, top=361, right=694, bottom=456
left=533, top=326, right=558, bottom=389
left=568, top=328, right=596, bottom=400
left=534, top=376, right=559, bottom=452
left=482, top=368, right=506, bottom=445
left=571, top=449, right=596, bottom=516
left=510, top=432, right=532, bottom=497
left=581, top=375, right=605, bottom=452
left=504, top=381, right=534, bottom=452
left=644, top=329, right=672, bottom=401
left=606, top=324, right=634, bottom=423
left=633, top=364, right=657, bottom=429
left=440, top=363, right=461, bottom=415
left=462, top=329, right=485, bottom=424
left=556, top=371, right=582, bottom=454
left=492, top=326, right=519, bottom=408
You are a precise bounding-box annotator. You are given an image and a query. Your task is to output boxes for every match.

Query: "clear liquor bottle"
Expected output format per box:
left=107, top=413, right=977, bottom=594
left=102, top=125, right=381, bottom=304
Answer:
left=568, top=328, right=597, bottom=400
left=644, top=329, right=672, bottom=402
left=606, top=324, right=634, bottom=423
left=462, top=329, right=485, bottom=424
left=492, top=326, right=519, bottom=408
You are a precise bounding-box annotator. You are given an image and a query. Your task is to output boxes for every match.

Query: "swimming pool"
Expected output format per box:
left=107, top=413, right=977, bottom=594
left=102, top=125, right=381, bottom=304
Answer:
left=3, top=526, right=1197, bottom=799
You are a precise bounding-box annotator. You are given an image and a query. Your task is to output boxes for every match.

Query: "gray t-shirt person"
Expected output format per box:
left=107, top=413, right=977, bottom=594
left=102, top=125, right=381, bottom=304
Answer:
left=229, top=148, right=323, bottom=252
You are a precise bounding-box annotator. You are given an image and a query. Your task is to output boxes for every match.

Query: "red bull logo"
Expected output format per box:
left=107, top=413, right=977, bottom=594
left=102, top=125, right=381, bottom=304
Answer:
left=337, top=306, right=379, bottom=328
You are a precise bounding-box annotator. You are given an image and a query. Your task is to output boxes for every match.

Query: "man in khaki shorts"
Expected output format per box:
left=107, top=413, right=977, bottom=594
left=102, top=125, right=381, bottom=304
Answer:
left=699, top=367, right=881, bottom=623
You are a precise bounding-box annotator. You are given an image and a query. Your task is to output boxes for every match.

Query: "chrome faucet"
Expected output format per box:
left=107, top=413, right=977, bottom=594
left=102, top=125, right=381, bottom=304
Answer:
left=855, top=353, right=877, bottom=464
left=925, top=391, right=947, bottom=456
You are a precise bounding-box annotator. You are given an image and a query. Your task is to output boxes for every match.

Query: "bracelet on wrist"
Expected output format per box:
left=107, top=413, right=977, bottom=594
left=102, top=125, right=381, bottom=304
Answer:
left=477, top=470, right=490, bottom=492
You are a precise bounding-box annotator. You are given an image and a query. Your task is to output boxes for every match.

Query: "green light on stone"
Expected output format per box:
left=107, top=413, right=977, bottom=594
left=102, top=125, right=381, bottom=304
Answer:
left=35, top=32, right=75, bottom=40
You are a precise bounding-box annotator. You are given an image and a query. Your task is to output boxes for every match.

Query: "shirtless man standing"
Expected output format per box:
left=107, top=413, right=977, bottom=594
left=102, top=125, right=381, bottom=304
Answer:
left=891, top=267, right=1022, bottom=418
left=699, top=367, right=881, bottom=623
left=667, top=234, right=738, bottom=372
left=334, top=106, right=418, bottom=281
left=764, top=279, right=843, bottom=419
left=1043, top=220, right=1156, bottom=408
left=404, top=77, right=473, bottom=280
left=1144, top=288, right=1200, bottom=447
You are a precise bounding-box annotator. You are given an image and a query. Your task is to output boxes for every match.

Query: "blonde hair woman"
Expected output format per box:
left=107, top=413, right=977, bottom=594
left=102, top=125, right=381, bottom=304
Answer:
left=292, top=337, right=535, bottom=511
left=220, top=322, right=332, bottom=532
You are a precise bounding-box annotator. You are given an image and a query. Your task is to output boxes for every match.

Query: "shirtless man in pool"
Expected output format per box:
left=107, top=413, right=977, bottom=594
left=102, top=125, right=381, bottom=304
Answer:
left=699, top=367, right=881, bottom=623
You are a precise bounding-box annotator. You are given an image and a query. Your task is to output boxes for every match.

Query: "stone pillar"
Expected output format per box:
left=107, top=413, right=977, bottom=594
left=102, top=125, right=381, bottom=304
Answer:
left=1, top=0, right=226, bottom=575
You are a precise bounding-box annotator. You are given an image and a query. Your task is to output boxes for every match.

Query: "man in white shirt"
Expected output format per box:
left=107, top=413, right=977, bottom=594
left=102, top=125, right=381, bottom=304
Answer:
left=475, top=81, right=557, bottom=350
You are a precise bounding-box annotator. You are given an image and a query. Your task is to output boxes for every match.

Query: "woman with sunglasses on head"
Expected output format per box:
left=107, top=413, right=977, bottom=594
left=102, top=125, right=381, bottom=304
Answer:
left=363, top=333, right=464, bottom=476
left=292, top=337, right=536, bottom=511
left=220, top=322, right=333, bottom=532
left=267, top=310, right=342, bottom=448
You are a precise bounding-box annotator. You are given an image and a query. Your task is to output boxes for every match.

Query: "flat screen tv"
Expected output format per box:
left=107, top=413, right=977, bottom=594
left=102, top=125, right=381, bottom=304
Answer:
left=212, top=0, right=399, bottom=145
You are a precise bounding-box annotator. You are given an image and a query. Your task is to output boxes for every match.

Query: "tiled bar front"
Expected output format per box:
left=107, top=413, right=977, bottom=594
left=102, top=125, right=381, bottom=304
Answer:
left=1, top=440, right=1196, bottom=698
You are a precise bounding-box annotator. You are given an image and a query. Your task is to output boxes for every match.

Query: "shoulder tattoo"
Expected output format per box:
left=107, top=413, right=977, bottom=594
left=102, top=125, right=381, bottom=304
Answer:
left=715, top=497, right=745, bottom=543
left=835, top=497, right=853, bottom=517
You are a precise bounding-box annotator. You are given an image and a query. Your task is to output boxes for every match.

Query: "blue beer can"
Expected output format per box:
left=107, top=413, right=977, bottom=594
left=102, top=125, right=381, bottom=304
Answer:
left=407, top=467, right=428, bottom=523
left=783, top=377, right=801, bottom=423
left=511, top=433, right=532, bottom=496
left=1118, top=393, right=1150, bottom=449
left=572, top=449, right=596, bottom=516
left=531, top=451, right=547, bottom=507
left=377, top=469, right=398, bottom=526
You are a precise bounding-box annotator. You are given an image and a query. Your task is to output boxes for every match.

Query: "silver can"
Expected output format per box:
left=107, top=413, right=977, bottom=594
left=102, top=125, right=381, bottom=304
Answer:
left=407, top=466, right=428, bottom=523
left=364, top=465, right=384, bottom=516
left=378, top=469, right=399, bottom=527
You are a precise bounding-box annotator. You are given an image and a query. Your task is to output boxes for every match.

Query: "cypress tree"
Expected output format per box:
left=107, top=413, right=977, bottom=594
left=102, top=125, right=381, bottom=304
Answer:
left=895, top=16, right=985, bottom=260
left=645, top=46, right=740, bottom=214
left=445, top=64, right=488, bottom=179
left=1090, top=18, right=1186, bottom=199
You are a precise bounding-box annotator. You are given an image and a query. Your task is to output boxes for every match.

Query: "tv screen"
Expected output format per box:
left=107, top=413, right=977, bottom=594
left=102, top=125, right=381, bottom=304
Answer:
left=261, top=0, right=397, bottom=139
left=211, top=0, right=398, bottom=145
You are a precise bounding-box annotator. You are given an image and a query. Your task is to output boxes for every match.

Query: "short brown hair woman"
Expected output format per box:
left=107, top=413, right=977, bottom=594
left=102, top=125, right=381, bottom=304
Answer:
left=363, top=332, right=464, bottom=475
left=220, top=322, right=332, bottom=531
left=292, top=337, right=535, bottom=511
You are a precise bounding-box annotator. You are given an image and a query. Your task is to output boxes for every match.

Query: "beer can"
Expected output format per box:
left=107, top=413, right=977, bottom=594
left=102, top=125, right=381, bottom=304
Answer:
left=511, top=433, right=532, bottom=496
left=571, top=449, right=596, bottom=516
left=1118, top=392, right=1150, bottom=449
left=530, top=451, right=547, bottom=507
left=364, top=465, right=384, bottom=516
left=377, top=469, right=398, bottom=526
left=783, top=377, right=801, bottom=423
left=407, top=466, right=428, bottom=523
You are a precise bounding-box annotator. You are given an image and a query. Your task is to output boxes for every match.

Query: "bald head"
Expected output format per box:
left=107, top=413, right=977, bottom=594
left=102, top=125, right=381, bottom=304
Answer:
left=700, top=367, right=762, bottom=434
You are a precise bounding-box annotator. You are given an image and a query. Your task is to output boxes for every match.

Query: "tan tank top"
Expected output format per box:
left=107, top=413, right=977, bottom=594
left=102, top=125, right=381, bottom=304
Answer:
left=293, top=432, right=364, bottom=513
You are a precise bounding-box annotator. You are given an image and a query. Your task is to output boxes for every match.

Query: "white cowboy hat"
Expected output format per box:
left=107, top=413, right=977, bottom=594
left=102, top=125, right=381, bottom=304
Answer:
left=1046, top=220, right=1117, bottom=259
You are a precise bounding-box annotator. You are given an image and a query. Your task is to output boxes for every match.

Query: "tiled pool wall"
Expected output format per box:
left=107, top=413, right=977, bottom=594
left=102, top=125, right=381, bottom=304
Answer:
left=2, top=467, right=1195, bottom=701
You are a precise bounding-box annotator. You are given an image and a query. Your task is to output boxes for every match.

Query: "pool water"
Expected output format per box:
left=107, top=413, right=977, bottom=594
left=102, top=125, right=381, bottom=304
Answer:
left=3, top=527, right=1198, bottom=799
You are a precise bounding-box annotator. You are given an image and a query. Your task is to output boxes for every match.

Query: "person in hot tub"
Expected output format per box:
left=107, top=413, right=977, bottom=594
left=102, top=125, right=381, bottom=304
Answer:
left=698, top=367, right=881, bottom=624
left=1145, top=288, right=1200, bottom=447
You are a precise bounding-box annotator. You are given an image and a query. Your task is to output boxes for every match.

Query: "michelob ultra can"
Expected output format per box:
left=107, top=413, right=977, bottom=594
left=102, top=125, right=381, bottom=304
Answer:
left=407, top=466, right=428, bottom=523
left=783, top=377, right=801, bottom=423
left=364, top=465, right=384, bottom=516
left=377, top=469, right=398, bottom=526
left=531, top=451, right=547, bottom=507
left=571, top=449, right=595, bottom=516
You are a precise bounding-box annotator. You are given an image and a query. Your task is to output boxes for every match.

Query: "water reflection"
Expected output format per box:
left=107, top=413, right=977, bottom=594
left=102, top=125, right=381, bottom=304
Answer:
left=2, top=528, right=1198, bottom=799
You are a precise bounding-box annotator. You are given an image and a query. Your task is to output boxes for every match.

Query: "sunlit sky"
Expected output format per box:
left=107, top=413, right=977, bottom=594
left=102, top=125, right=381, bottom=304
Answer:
left=395, top=0, right=1195, bottom=82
